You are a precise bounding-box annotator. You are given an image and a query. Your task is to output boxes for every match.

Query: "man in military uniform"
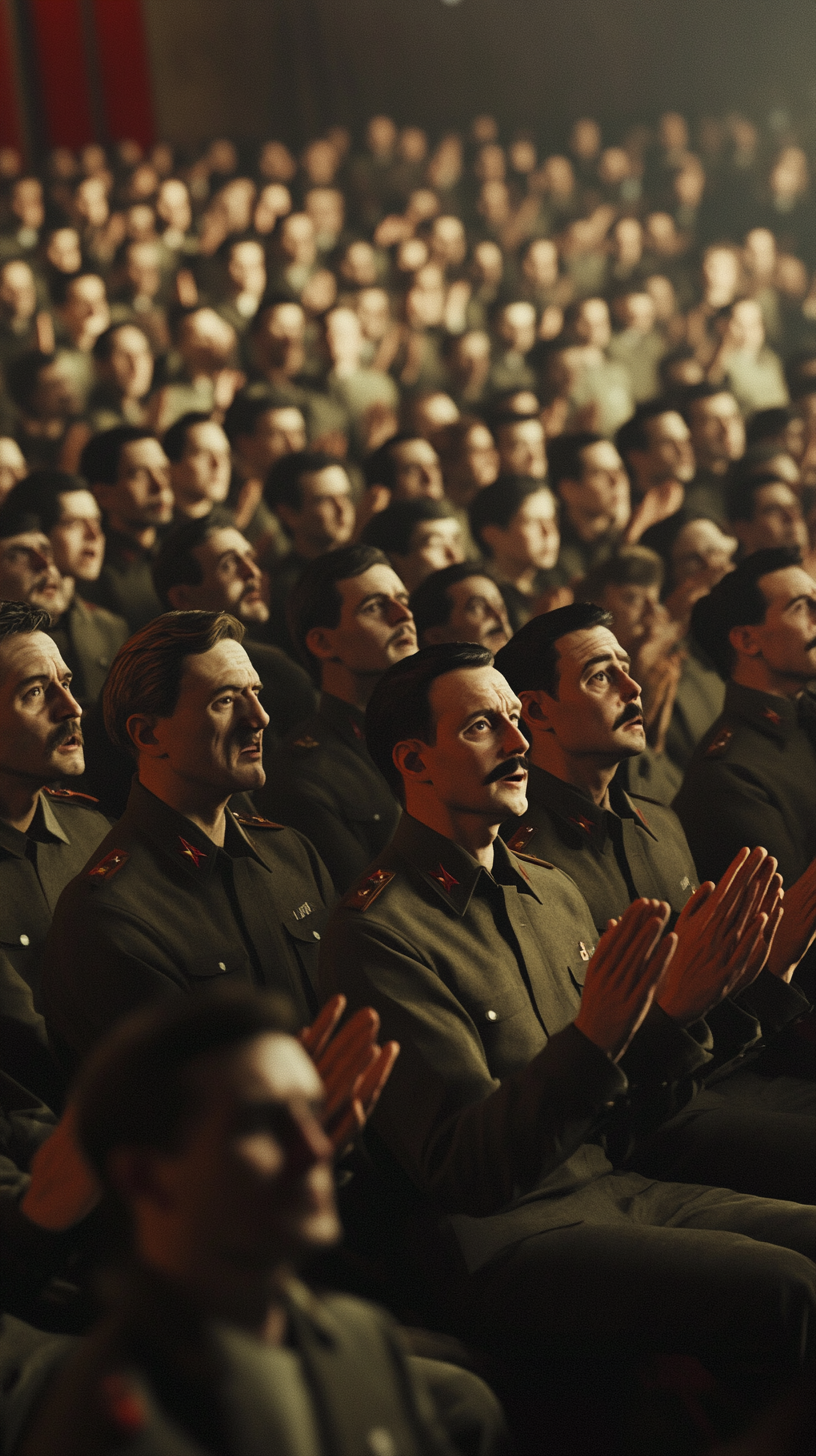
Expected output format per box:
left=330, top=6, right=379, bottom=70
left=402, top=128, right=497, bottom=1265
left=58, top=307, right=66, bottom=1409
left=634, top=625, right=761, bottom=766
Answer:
left=0, top=602, right=109, bottom=1103
left=319, top=643, right=816, bottom=1381
left=43, top=610, right=336, bottom=1071
left=674, top=547, right=816, bottom=890
left=255, top=544, right=412, bottom=891
left=493, top=604, right=816, bottom=1201
left=18, top=990, right=508, bottom=1456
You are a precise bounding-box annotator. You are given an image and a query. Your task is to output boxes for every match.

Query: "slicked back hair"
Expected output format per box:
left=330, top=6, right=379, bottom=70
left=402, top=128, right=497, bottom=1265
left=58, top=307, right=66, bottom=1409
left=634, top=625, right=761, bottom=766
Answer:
left=365, top=641, right=493, bottom=802
left=690, top=546, right=804, bottom=679
left=286, top=541, right=392, bottom=679
left=494, top=603, right=613, bottom=697
left=103, top=609, right=245, bottom=756
left=0, top=600, right=52, bottom=645
left=410, top=562, right=494, bottom=641
left=151, top=508, right=238, bottom=609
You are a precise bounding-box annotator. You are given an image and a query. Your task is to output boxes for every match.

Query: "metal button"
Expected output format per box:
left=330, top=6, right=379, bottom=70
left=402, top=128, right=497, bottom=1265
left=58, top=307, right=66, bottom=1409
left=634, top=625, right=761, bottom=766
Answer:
left=367, top=1430, right=396, bottom=1456
left=486, top=1009, right=498, bottom=1022
left=218, top=961, right=226, bottom=970
left=312, top=931, right=321, bottom=941
left=19, top=933, right=30, bottom=946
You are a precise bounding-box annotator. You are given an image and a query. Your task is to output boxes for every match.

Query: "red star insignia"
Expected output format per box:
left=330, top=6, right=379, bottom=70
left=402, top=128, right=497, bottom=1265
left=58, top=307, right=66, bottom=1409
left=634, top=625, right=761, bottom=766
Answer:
left=429, top=863, right=459, bottom=894
left=351, top=720, right=364, bottom=739
left=179, top=837, right=207, bottom=867
left=763, top=707, right=783, bottom=726
left=569, top=815, right=595, bottom=834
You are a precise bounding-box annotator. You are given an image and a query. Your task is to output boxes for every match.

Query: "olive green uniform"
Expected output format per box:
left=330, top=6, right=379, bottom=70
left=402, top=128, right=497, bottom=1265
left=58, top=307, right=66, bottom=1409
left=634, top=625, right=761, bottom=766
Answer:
left=319, top=813, right=816, bottom=1368
left=48, top=595, right=129, bottom=709
left=42, top=780, right=335, bottom=1070
left=79, top=530, right=165, bottom=634
left=255, top=694, right=400, bottom=893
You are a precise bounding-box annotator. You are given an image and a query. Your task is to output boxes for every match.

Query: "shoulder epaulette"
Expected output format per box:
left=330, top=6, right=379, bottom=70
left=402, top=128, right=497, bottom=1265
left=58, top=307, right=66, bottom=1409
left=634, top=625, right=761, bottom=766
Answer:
left=344, top=867, right=394, bottom=911
left=233, top=813, right=285, bottom=830
left=505, top=822, right=536, bottom=853
left=44, top=786, right=100, bottom=806
left=705, top=726, right=735, bottom=757
left=292, top=735, right=320, bottom=751
left=87, top=849, right=129, bottom=880
left=512, top=849, right=556, bottom=869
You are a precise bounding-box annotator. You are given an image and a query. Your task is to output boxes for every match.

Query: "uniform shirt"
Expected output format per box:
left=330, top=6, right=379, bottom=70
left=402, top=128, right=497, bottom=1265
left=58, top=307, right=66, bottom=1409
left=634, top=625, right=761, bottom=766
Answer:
left=79, top=529, right=165, bottom=633
left=48, top=595, right=129, bottom=709
left=320, top=813, right=712, bottom=1273
left=43, top=780, right=335, bottom=1069
left=255, top=693, right=400, bottom=893
left=673, top=681, right=816, bottom=889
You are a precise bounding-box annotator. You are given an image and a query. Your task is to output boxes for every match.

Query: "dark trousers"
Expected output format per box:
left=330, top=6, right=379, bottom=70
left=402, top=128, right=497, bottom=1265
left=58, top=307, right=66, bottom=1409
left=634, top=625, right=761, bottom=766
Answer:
left=460, top=1177, right=816, bottom=1373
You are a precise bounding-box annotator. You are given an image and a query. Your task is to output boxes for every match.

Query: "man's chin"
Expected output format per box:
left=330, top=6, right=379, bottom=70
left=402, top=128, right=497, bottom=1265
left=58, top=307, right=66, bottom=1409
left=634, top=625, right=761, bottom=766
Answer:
left=238, top=600, right=270, bottom=625
left=48, top=748, right=86, bottom=777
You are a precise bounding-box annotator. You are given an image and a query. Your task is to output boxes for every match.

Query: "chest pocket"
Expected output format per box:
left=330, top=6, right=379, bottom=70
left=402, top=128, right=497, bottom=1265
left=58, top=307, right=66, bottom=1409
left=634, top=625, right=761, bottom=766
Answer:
left=283, top=903, right=331, bottom=1006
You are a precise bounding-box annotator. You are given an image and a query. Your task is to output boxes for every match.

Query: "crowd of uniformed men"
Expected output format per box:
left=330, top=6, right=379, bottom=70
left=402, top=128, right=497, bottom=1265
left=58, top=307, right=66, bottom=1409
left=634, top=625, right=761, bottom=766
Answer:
left=1, top=106, right=816, bottom=1455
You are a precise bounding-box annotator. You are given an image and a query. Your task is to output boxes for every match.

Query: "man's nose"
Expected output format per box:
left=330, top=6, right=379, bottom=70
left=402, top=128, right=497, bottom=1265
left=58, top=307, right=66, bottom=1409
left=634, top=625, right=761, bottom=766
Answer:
left=387, top=598, right=413, bottom=625
left=502, top=717, right=529, bottom=755
left=618, top=667, right=642, bottom=700
left=286, top=1108, right=334, bottom=1174
left=55, top=681, right=82, bottom=718
left=238, top=555, right=260, bottom=583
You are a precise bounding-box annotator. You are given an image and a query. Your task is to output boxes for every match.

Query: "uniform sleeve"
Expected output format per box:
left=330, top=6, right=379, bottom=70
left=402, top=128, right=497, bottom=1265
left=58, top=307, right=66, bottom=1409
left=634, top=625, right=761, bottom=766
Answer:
left=259, top=778, right=372, bottom=894
left=262, top=655, right=318, bottom=735
left=674, top=762, right=806, bottom=888
left=319, top=913, right=626, bottom=1217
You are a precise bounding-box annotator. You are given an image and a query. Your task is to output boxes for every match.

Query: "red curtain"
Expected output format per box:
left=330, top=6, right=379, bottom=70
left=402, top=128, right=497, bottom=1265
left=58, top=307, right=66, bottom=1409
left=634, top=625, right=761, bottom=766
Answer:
left=92, top=0, right=154, bottom=148
left=29, top=0, right=94, bottom=147
left=0, top=2, right=24, bottom=150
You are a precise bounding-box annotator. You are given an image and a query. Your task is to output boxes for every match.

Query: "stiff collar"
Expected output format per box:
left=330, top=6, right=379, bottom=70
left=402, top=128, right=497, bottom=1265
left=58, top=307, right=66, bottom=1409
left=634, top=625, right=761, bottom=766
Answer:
left=724, top=680, right=801, bottom=744
left=392, top=811, right=541, bottom=916
left=318, top=693, right=368, bottom=747
left=125, top=779, right=269, bottom=881
left=523, top=761, right=656, bottom=844
left=0, top=792, right=70, bottom=859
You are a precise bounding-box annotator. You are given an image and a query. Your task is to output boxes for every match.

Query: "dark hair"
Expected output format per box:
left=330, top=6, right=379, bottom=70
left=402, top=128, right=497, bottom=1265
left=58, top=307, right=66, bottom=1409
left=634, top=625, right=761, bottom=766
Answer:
left=0, top=484, right=47, bottom=540
left=576, top=545, right=664, bottom=602
left=50, top=269, right=104, bottom=309
left=433, top=415, right=493, bottom=465
left=410, top=562, right=493, bottom=640
left=286, top=541, right=391, bottom=677
left=75, top=987, right=296, bottom=1191
left=151, top=508, right=237, bottom=608
left=365, top=642, right=493, bottom=801
left=680, top=380, right=736, bottom=423
left=103, top=610, right=245, bottom=755
left=725, top=469, right=794, bottom=524
left=494, top=603, right=612, bottom=697
left=92, top=321, right=150, bottom=364
left=745, top=406, right=796, bottom=448
left=264, top=450, right=340, bottom=513
left=469, top=476, right=554, bottom=556
left=5, top=469, right=87, bottom=536
left=690, top=546, right=803, bottom=678
left=361, top=498, right=453, bottom=558
left=223, top=392, right=299, bottom=445
left=163, top=411, right=214, bottom=463
left=546, top=432, right=605, bottom=492
left=5, top=351, right=55, bottom=411
left=615, top=400, right=678, bottom=459
left=784, top=348, right=816, bottom=400
left=0, top=600, right=51, bottom=643
left=363, top=433, right=425, bottom=492
left=80, top=426, right=157, bottom=486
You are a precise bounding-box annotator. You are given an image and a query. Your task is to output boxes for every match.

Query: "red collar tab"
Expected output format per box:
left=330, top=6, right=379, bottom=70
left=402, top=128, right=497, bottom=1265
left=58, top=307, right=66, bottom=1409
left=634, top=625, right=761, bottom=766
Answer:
left=569, top=815, right=595, bottom=834
left=179, top=837, right=207, bottom=867
left=429, top=863, right=459, bottom=894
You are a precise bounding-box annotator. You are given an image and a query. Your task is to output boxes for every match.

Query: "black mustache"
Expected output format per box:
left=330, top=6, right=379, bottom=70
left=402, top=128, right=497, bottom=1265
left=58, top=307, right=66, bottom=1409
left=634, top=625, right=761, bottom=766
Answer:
left=484, top=755, right=528, bottom=785
left=50, top=720, right=83, bottom=749
left=613, top=703, right=643, bottom=730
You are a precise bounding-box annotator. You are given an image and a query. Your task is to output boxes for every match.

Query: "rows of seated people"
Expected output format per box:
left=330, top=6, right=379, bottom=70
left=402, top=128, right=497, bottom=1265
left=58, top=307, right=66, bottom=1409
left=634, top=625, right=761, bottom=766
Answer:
left=1, top=107, right=816, bottom=1456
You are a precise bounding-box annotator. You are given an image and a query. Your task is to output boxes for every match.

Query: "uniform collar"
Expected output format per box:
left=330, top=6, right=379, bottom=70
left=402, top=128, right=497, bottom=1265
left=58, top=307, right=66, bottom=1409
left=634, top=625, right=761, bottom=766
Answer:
left=318, top=692, right=368, bottom=747
left=392, top=811, right=541, bottom=915
left=523, top=761, right=657, bottom=843
left=0, top=792, right=70, bottom=858
left=126, top=778, right=269, bottom=880
left=724, top=680, right=800, bottom=743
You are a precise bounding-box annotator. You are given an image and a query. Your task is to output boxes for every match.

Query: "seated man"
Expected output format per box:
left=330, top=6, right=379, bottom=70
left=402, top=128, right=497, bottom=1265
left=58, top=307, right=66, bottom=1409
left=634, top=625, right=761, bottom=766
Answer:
left=18, top=990, right=508, bottom=1456
left=2, top=472, right=128, bottom=707
left=547, top=432, right=630, bottom=583
left=163, top=411, right=232, bottom=523
left=79, top=426, right=174, bottom=632
left=0, top=602, right=108, bottom=1104
left=320, top=642, right=816, bottom=1385
left=358, top=433, right=445, bottom=536
left=43, top=610, right=336, bottom=1068
left=263, top=450, right=356, bottom=658
left=256, top=544, right=414, bottom=893
left=725, top=470, right=809, bottom=560
left=410, top=563, right=512, bottom=653
left=469, top=476, right=565, bottom=633
left=361, top=499, right=466, bottom=593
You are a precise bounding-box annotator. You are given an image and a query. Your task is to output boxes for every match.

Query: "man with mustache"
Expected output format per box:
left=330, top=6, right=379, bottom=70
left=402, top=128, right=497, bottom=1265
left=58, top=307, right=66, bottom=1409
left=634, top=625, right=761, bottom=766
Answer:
left=43, top=610, right=336, bottom=1072
left=494, top=603, right=816, bottom=1202
left=319, top=642, right=816, bottom=1397
left=0, top=600, right=108, bottom=1104
left=255, top=544, right=416, bottom=892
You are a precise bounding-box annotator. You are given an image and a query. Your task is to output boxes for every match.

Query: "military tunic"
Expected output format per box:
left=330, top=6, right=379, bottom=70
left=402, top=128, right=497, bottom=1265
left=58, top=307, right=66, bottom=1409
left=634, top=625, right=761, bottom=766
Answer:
left=319, top=815, right=816, bottom=1367
left=255, top=693, right=401, bottom=893
left=673, top=681, right=816, bottom=889
left=79, top=529, right=165, bottom=634
left=43, top=780, right=335, bottom=1069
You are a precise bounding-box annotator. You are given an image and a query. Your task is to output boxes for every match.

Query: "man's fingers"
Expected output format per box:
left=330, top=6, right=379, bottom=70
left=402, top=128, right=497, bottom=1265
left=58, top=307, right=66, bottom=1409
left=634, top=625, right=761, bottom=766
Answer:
left=315, top=1005, right=379, bottom=1079
left=325, top=1043, right=400, bottom=1150
left=300, top=994, right=346, bottom=1058
left=674, top=880, right=714, bottom=932
left=322, top=1044, right=378, bottom=1121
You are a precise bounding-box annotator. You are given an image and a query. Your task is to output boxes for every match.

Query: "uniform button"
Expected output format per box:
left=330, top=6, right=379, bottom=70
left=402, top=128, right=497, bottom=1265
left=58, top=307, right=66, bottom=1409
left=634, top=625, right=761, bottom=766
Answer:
left=367, top=1430, right=396, bottom=1456
left=218, top=961, right=226, bottom=970
left=312, top=931, right=321, bottom=941
left=486, top=1009, right=498, bottom=1022
left=19, top=933, right=30, bottom=946
left=373, top=813, right=380, bottom=821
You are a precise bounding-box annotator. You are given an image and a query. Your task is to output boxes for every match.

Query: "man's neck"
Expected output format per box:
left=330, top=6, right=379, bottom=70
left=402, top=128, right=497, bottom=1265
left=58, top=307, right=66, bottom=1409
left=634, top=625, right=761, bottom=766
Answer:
left=136, top=768, right=230, bottom=846
left=491, top=556, right=539, bottom=595
left=0, top=778, right=42, bottom=834
left=404, top=792, right=498, bottom=869
left=138, top=1240, right=292, bottom=1344
left=107, top=514, right=157, bottom=550
left=566, top=504, right=614, bottom=544
left=731, top=661, right=804, bottom=701
left=528, top=737, right=617, bottom=808
left=320, top=663, right=378, bottom=712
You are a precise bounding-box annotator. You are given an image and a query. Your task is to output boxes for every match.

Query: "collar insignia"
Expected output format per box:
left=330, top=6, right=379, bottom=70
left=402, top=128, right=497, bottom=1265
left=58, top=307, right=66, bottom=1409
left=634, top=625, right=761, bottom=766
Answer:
left=293, top=735, right=320, bottom=750
left=429, top=863, right=459, bottom=894
left=705, top=727, right=734, bottom=757
left=762, top=707, right=783, bottom=727
left=351, top=720, right=364, bottom=739
left=506, top=823, right=536, bottom=852
left=345, top=867, right=394, bottom=911
left=88, top=849, right=129, bottom=880
left=179, top=837, right=207, bottom=867
left=569, top=815, right=595, bottom=834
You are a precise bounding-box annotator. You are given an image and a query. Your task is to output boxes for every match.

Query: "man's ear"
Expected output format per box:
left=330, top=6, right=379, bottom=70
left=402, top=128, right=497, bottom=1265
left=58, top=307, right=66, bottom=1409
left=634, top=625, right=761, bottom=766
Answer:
left=126, top=714, right=162, bottom=757
left=729, top=622, right=762, bottom=659
left=520, top=689, right=554, bottom=731
left=305, top=624, right=338, bottom=664
left=392, top=738, right=430, bottom=785
left=107, top=1146, right=175, bottom=1211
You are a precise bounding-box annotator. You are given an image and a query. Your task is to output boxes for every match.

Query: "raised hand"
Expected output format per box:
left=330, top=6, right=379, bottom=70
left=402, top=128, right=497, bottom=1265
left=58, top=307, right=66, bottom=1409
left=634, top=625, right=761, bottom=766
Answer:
left=765, top=853, right=816, bottom=982
left=657, top=847, right=781, bottom=1024
left=301, top=995, right=399, bottom=1151
left=21, top=1103, right=101, bottom=1231
left=575, top=899, right=675, bottom=1062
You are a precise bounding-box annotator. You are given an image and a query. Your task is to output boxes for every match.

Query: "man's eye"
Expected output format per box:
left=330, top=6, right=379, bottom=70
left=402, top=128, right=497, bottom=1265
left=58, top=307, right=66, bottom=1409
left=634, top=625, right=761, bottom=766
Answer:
left=24, top=686, right=42, bottom=700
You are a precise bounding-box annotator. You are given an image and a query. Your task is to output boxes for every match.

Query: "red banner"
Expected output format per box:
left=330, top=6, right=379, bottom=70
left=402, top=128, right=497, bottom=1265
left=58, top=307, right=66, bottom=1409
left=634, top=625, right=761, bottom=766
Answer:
left=92, top=0, right=154, bottom=148
left=29, top=0, right=94, bottom=148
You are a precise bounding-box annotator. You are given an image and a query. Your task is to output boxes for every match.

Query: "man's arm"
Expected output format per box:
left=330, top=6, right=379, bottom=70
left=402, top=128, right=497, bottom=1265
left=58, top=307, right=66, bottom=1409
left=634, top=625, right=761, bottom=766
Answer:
left=674, top=763, right=805, bottom=888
